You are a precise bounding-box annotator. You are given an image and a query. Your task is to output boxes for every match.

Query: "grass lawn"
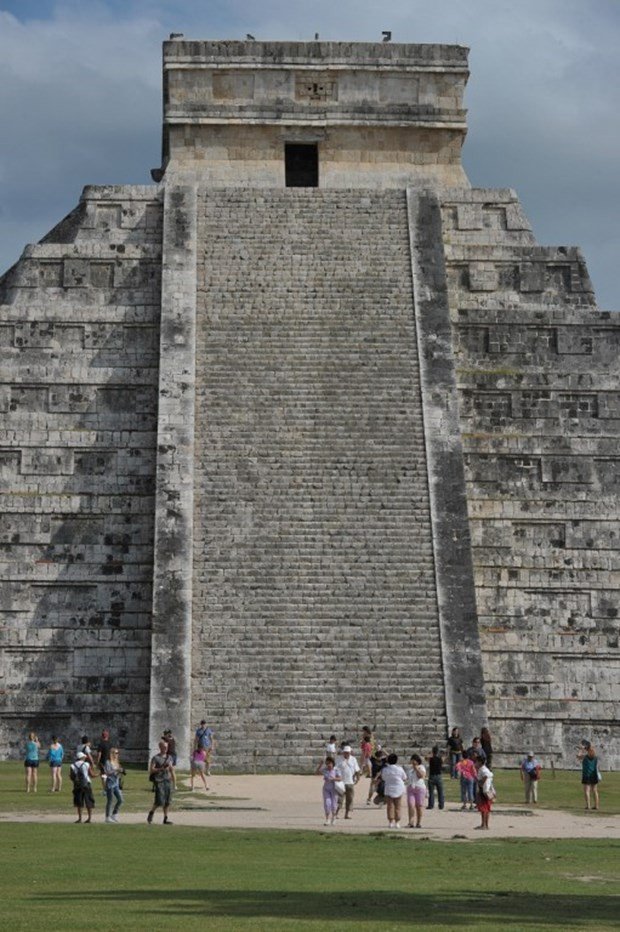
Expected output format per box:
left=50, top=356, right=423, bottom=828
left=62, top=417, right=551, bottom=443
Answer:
left=2, top=764, right=619, bottom=930
left=0, top=824, right=618, bottom=930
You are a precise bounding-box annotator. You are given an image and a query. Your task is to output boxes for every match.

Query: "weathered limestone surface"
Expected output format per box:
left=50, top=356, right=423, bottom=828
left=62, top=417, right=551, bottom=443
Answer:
left=0, top=187, right=162, bottom=759
left=191, top=189, right=452, bottom=769
left=161, top=39, right=470, bottom=188
left=441, top=188, right=620, bottom=767
left=149, top=184, right=197, bottom=758
left=1, top=40, right=618, bottom=769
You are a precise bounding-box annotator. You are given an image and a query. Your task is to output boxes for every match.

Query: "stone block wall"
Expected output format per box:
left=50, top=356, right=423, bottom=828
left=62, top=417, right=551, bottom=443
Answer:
left=0, top=186, right=162, bottom=759
left=191, top=188, right=451, bottom=770
left=441, top=187, right=620, bottom=768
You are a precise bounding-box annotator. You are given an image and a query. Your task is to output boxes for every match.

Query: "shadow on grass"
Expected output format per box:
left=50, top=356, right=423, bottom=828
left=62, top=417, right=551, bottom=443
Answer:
left=36, top=889, right=620, bottom=926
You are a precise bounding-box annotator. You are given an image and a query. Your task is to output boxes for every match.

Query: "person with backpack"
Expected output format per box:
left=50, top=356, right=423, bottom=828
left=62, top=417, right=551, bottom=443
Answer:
left=70, top=752, right=95, bottom=823
left=147, top=740, right=174, bottom=825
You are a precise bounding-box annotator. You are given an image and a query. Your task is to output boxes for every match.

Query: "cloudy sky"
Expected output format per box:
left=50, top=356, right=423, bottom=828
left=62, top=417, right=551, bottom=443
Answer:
left=1, top=0, right=618, bottom=308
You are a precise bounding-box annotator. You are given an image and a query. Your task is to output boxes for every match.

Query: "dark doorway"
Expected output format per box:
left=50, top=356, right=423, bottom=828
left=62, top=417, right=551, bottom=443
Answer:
left=285, top=144, right=319, bottom=187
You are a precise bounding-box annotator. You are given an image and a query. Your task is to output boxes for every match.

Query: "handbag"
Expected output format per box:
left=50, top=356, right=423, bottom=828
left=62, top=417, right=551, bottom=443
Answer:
left=334, top=780, right=345, bottom=795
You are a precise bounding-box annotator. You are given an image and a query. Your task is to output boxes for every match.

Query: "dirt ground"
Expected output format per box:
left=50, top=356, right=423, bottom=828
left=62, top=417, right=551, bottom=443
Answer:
left=4, top=774, right=619, bottom=839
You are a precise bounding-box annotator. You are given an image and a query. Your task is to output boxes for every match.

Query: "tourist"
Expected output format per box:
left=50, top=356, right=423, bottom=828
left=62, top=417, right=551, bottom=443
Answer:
left=406, top=753, right=427, bottom=828
left=426, top=745, right=445, bottom=810
left=162, top=729, right=178, bottom=789
left=382, top=753, right=408, bottom=829
left=480, top=726, right=493, bottom=768
left=447, top=726, right=464, bottom=778
left=335, top=745, right=360, bottom=819
left=95, top=729, right=112, bottom=792
left=467, top=736, right=486, bottom=764
left=194, top=720, right=215, bottom=775
left=368, top=746, right=387, bottom=805
left=474, top=753, right=495, bottom=830
left=24, top=732, right=41, bottom=793
left=95, top=729, right=112, bottom=772
left=76, top=734, right=96, bottom=767
left=360, top=731, right=373, bottom=778
left=47, top=735, right=64, bottom=792
left=520, top=752, right=542, bottom=803
left=455, top=754, right=476, bottom=810
left=580, top=745, right=601, bottom=811
left=315, top=754, right=343, bottom=825
left=103, top=747, right=125, bottom=823
left=147, top=740, right=174, bottom=824
left=190, top=746, right=209, bottom=791
left=323, top=734, right=338, bottom=761
left=70, top=751, right=95, bottom=823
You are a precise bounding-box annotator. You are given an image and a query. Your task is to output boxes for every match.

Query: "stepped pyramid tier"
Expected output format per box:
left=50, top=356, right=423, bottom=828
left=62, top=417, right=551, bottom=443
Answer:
left=0, top=39, right=617, bottom=769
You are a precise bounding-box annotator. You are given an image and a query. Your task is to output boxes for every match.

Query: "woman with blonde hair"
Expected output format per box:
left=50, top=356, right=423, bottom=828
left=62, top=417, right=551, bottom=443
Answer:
left=24, top=732, right=41, bottom=793
left=103, top=747, right=125, bottom=823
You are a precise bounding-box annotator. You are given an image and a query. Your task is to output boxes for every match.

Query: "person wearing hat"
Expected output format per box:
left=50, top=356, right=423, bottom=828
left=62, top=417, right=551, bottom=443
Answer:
left=70, top=752, right=95, bottom=823
left=335, top=745, right=361, bottom=819
left=520, top=752, right=542, bottom=803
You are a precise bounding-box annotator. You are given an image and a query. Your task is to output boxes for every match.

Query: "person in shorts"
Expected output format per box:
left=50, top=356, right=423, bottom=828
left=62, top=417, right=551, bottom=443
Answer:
left=24, top=732, right=41, bottom=793
left=147, top=740, right=174, bottom=824
left=70, top=752, right=95, bottom=823
left=190, top=747, right=209, bottom=791
left=194, top=720, right=215, bottom=774
left=407, top=753, right=427, bottom=828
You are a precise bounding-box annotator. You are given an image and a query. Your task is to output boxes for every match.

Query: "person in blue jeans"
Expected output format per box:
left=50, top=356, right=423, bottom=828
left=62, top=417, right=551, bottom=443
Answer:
left=426, top=746, right=445, bottom=809
left=103, top=748, right=125, bottom=823
left=456, top=755, right=476, bottom=810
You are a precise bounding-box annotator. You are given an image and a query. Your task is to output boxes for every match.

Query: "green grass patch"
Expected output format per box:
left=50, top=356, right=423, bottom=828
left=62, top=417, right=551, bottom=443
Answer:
left=0, top=824, right=618, bottom=930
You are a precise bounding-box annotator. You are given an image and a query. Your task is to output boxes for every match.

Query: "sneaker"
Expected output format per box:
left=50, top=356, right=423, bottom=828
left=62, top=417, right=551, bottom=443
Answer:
left=163, top=818, right=173, bottom=825
left=395, top=822, right=401, bottom=829
left=111, top=815, right=119, bottom=823
left=147, top=811, right=153, bottom=824
left=389, top=821, right=395, bottom=828
left=324, top=820, right=330, bottom=826
left=105, top=817, right=113, bottom=823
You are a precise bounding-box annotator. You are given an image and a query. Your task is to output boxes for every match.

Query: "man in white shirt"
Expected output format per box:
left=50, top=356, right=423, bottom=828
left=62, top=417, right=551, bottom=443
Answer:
left=336, top=745, right=361, bottom=819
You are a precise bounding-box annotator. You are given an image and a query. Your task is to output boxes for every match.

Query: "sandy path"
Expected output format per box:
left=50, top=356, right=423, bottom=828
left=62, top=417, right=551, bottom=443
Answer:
left=3, top=774, right=619, bottom=839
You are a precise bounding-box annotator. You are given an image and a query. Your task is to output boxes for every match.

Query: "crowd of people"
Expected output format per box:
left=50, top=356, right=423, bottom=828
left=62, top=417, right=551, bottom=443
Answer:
left=314, top=726, right=604, bottom=830
left=21, top=721, right=603, bottom=828
left=316, top=726, right=497, bottom=830
left=21, top=719, right=216, bottom=825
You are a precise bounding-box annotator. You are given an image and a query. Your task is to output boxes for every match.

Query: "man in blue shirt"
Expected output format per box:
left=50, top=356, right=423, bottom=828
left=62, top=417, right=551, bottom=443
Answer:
left=194, top=720, right=215, bottom=775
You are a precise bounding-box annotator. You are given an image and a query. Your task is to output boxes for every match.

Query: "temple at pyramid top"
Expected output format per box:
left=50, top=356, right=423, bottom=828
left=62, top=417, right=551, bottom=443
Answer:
left=156, top=38, right=470, bottom=187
